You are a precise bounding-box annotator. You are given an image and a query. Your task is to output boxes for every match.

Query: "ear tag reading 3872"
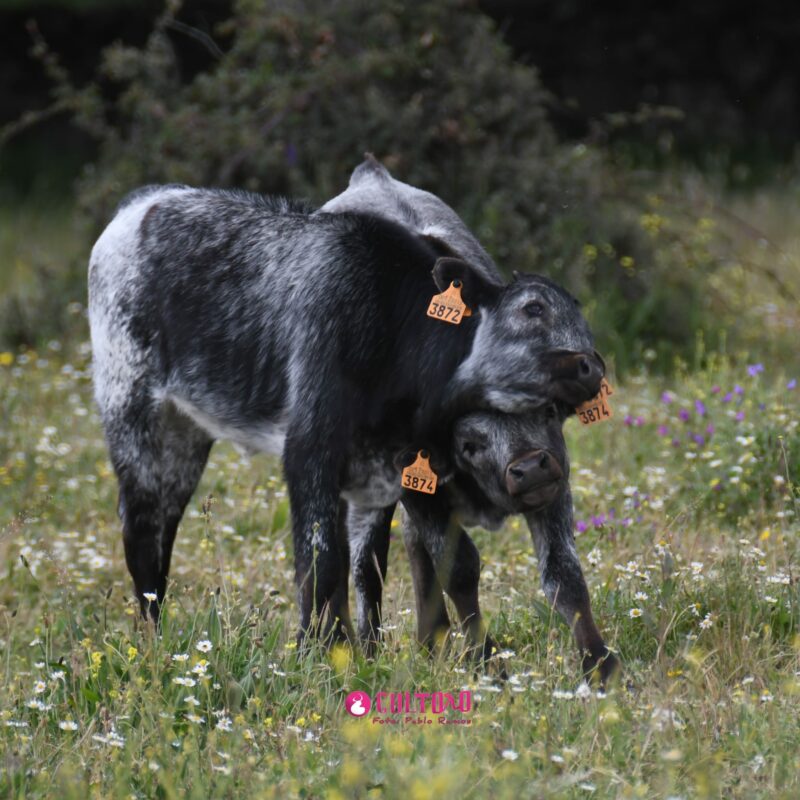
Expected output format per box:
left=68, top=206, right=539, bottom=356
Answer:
left=427, top=280, right=472, bottom=325
left=576, top=378, right=614, bottom=426
left=401, top=451, right=438, bottom=494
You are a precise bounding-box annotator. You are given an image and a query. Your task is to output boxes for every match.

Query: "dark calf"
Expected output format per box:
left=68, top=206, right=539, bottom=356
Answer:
left=342, top=408, right=619, bottom=684
left=322, top=157, right=615, bottom=680
left=88, top=185, right=601, bottom=641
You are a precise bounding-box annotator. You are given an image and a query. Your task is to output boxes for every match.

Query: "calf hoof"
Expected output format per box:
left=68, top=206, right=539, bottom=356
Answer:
left=323, top=616, right=355, bottom=647
left=135, top=588, right=164, bottom=625
left=466, top=633, right=508, bottom=680
left=582, top=649, right=621, bottom=688
left=475, top=632, right=499, bottom=665
left=358, top=630, right=381, bottom=659
left=296, top=615, right=354, bottom=653
left=420, top=625, right=452, bottom=659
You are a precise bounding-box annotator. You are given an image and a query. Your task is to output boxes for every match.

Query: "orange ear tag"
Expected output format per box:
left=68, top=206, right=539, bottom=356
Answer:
left=401, top=450, right=438, bottom=494
left=575, top=378, right=614, bottom=426
left=426, top=281, right=472, bottom=325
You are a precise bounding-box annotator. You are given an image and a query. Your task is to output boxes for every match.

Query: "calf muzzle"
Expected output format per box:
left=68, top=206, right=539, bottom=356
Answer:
left=505, top=449, right=564, bottom=507
left=548, top=350, right=605, bottom=405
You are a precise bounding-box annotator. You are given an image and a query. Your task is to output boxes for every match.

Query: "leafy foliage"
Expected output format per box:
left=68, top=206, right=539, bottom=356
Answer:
left=2, top=0, right=796, bottom=369
left=64, top=0, right=723, bottom=371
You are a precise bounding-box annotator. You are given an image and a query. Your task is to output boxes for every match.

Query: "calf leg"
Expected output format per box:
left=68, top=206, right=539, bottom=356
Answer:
left=525, top=487, right=620, bottom=685
left=331, top=500, right=354, bottom=644
left=402, top=520, right=451, bottom=651
left=348, top=504, right=395, bottom=652
left=159, top=405, right=213, bottom=599
left=105, top=397, right=211, bottom=621
left=284, top=415, right=352, bottom=644
left=107, top=396, right=165, bottom=621
left=445, top=529, right=496, bottom=662
left=402, top=493, right=495, bottom=661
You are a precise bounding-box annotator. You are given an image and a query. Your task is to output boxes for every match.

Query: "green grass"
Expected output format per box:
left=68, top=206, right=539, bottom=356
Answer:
left=1, top=334, right=798, bottom=799
left=0, top=198, right=87, bottom=349
left=0, top=185, right=799, bottom=798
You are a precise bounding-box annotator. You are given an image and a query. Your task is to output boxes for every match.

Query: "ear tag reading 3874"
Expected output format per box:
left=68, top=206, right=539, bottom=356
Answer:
left=401, top=451, right=438, bottom=494
left=576, top=378, right=614, bottom=426
left=427, top=280, right=472, bottom=325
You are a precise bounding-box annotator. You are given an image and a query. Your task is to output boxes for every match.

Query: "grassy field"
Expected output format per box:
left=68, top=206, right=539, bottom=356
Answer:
left=0, top=185, right=799, bottom=798
left=1, top=326, right=798, bottom=798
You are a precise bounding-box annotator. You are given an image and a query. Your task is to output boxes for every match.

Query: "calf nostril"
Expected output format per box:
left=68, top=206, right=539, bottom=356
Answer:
left=538, top=452, right=550, bottom=470
left=509, top=466, right=525, bottom=481
left=578, top=357, right=591, bottom=376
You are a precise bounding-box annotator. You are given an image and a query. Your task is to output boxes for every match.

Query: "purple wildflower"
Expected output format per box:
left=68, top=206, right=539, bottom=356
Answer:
left=695, top=399, right=706, bottom=416
left=722, top=392, right=732, bottom=403
left=693, top=433, right=705, bottom=446
left=591, top=514, right=606, bottom=528
left=679, top=409, right=691, bottom=422
left=671, top=438, right=681, bottom=448
left=635, top=416, right=645, bottom=427
left=576, top=520, right=588, bottom=533
left=788, top=379, right=797, bottom=390
left=734, top=384, right=744, bottom=395
left=747, top=363, right=764, bottom=377
left=658, top=424, right=670, bottom=437
left=711, top=385, right=721, bottom=394
left=735, top=411, right=745, bottom=422
left=661, top=392, right=673, bottom=405
left=624, top=414, right=634, bottom=426
left=705, top=423, right=715, bottom=437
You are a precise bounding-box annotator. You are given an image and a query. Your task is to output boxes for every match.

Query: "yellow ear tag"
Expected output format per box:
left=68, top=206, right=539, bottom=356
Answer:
left=401, top=450, right=438, bottom=494
left=576, top=378, right=614, bottom=425
left=427, top=280, right=472, bottom=325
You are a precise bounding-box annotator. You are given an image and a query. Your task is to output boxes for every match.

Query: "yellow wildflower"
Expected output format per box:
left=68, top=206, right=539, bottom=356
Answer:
left=90, top=651, right=103, bottom=677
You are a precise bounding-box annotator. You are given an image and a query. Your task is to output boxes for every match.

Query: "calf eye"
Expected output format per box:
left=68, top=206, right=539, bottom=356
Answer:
left=462, top=440, right=483, bottom=457
left=524, top=301, right=545, bottom=318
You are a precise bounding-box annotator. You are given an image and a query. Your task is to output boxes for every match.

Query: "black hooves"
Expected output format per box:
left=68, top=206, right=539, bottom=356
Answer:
left=582, top=649, right=622, bottom=688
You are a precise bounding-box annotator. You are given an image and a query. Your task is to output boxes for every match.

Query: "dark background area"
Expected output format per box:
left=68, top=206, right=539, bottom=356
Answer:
left=2, top=0, right=799, bottom=198
left=487, top=0, right=800, bottom=166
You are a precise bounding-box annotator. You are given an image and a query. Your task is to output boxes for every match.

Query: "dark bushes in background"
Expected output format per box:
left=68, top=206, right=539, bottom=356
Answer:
left=4, top=0, right=793, bottom=371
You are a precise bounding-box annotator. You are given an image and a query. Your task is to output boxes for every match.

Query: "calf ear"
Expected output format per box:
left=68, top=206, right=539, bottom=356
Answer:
left=432, top=257, right=502, bottom=309
left=392, top=445, right=450, bottom=478
left=393, top=446, right=419, bottom=472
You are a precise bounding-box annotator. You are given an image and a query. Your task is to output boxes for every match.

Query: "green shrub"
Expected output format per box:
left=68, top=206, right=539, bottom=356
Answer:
left=5, top=0, right=793, bottom=369
left=0, top=199, right=88, bottom=350
left=58, top=0, right=724, bottom=371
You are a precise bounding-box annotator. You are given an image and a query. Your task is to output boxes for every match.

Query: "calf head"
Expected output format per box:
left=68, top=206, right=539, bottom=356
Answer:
left=451, top=405, right=568, bottom=514
left=438, top=260, right=605, bottom=413
left=321, top=159, right=603, bottom=415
